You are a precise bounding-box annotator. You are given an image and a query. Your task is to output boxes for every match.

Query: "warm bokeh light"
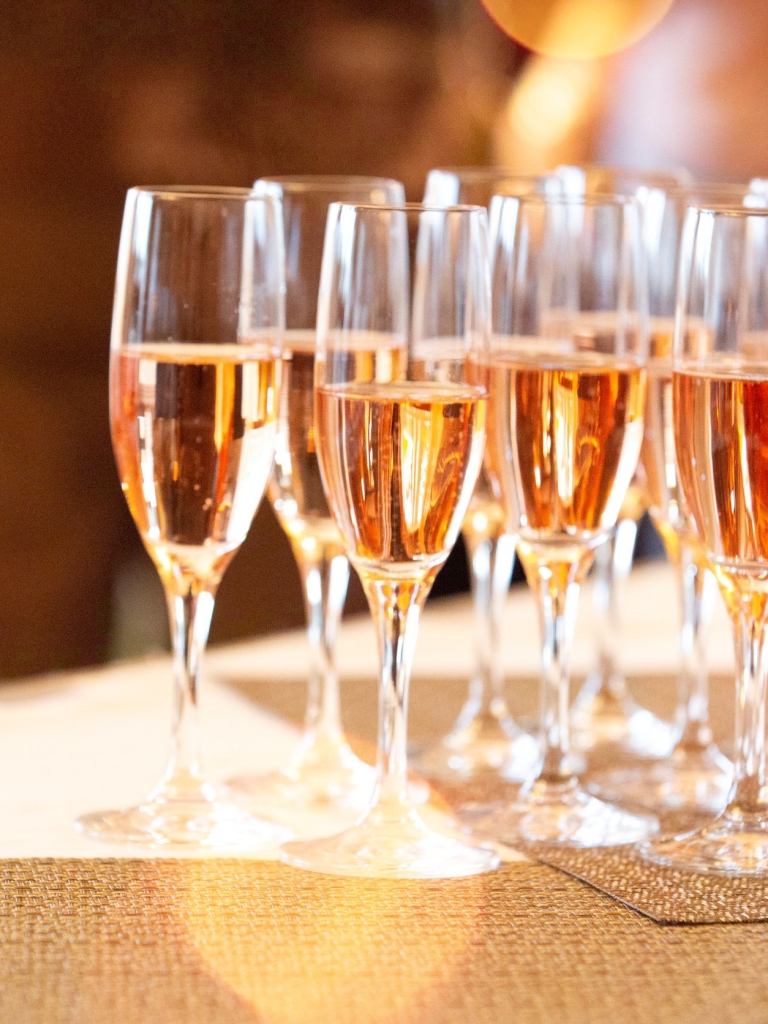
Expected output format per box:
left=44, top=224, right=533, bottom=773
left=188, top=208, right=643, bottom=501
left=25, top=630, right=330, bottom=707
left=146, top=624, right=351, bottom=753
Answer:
left=494, top=56, right=602, bottom=172
left=481, top=0, right=674, bottom=60
left=507, top=58, right=600, bottom=149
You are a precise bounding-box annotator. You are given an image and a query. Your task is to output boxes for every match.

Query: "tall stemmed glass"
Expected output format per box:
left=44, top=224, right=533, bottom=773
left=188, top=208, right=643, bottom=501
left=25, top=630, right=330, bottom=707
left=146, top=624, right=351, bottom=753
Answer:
left=280, top=203, right=500, bottom=877
left=639, top=202, right=768, bottom=874
left=473, top=192, right=657, bottom=846
left=78, top=187, right=290, bottom=848
left=590, top=184, right=764, bottom=813
left=412, top=169, right=558, bottom=782
left=228, top=177, right=404, bottom=821
left=560, top=166, right=691, bottom=758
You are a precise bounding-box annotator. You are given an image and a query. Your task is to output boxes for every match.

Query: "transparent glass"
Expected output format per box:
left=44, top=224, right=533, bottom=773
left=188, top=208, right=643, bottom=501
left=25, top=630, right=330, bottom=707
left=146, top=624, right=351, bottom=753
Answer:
left=410, top=169, right=557, bottom=783
left=226, top=177, right=405, bottom=829
left=589, top=184, right=764, bottom=810
left=639, top=202, right=768, bottom=874
left=469, top=193, right=657, bottom=847
left=557, top=165, right=691, bottom=758
left=279, top=203, right=500, bottom=876
left=78, top=187, right=290, bottom=849
left=571, top=518, right=677, bottom=757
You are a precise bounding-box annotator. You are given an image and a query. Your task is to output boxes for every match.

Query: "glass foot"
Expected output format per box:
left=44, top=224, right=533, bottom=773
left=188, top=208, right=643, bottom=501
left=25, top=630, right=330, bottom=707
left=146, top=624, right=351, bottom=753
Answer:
left=279, top=800, right=501, bottom=878
left=229, top=731, right=376, bottom=816
left=637, top=809, right=768, bottom=876
left=412, top=716, right=540, bottom=783
left=571, top=683, right=677, bottom=758
left=77, top=773, right=291, bottom=850
left=588, top=743, right=732, bottom=813
left=228, top=733, right=434, bottom=819
left=468, top=778, right=657, bottom=847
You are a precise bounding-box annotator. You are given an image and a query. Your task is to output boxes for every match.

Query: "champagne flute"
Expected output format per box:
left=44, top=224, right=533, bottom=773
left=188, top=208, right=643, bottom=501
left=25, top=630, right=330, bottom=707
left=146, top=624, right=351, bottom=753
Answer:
left=473, top=192, right=657, bottom=846
left=639, top=200, right=768, bottom=874
left=227, top=177, right=404, bottom=823
left=78, top=187, right=290, bottom=849
left=560, top=165, right=690, bottom=759
left=280, top=202, right=500, bottom=877
left=410, top=168, right=560, bottom=784
left=590, top=184, right=764, bottom=813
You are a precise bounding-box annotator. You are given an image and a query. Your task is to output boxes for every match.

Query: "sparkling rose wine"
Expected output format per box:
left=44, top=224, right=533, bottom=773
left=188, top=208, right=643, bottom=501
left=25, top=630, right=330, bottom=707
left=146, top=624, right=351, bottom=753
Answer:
left=268, top=331, right=404, bottom=549
left=488, top=350, right=645, bottom=554
left=462, top=471, right=508, bottom=540
left=641, top=320, right=694, bottom=563
left=111, top=342, right=279, bottom=579
left=674, top=363, right=768, bottom=578
left=315, top=380, right=486, bottom=576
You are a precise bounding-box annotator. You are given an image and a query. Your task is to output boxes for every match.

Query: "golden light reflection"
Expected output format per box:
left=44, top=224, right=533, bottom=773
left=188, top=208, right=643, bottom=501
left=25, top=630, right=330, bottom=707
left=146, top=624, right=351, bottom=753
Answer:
left=507, top=58, right=600, bottom=149
left=494, top=56, right=601, bottom=172
left=481, top=0, right=674, bottom=60
left=177, top=863, right=488, bottom=1024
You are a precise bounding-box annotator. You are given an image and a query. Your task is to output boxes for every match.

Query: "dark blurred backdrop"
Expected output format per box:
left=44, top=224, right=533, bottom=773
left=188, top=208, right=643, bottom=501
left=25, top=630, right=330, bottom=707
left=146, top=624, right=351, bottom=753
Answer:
left=0, top=0, right=522, bottom=677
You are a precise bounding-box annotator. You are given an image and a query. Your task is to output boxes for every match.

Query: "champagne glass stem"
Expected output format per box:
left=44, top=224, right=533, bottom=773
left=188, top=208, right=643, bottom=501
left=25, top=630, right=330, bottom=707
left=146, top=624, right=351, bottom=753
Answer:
left=730, top=608, right=768, bottom=815
left=163, top=577, right=217, bottom=785
left=297, top=541, right=350, bottom=741
left=364, top=575, right=431, bottom=806
left=467, top=533, right=493, bottom=710
left=489, top=533, right=517, bottom=708
left=591, top=519, right=637, bottom=698
left=531, top=558, right=586, bottom=785
left=465, top=530, right=516, bottom=714
left=676, top=544, right=715, bottom=749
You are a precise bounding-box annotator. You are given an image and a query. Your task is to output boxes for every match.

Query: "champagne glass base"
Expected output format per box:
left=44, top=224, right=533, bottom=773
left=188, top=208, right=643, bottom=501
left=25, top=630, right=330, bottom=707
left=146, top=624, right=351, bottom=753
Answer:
left=228, top=735, right=430, bottom=823
left=588, top=744, right=732, bottom=813
left=637, top=811, right=768, bottom=875
left=279, top=802, right=501, bottom=878
left=77, top=775, right=291, bottom=850
left=412, top=720, right=539, bottom=783
left=571, top=685, right=677, bottom=758
left=467, top=779, right=657, bottom=848
left=229, top=735, right=376, bottom=815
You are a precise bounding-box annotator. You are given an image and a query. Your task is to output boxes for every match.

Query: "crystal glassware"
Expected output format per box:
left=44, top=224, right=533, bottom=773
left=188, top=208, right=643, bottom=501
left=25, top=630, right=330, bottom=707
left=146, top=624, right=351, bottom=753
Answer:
left=470, top=192, right=657, bottom=847
left=588, top=184, right=764, bottom=813
left=78, top=187, right=290, bottom=849
left=280, top=202, right=501, bottom=877
left=559, top=165, right=690, bottom=759
left=226, top=177, right=405, bottom=828
left=639, top=200, right=768, bottom=874
left=410, top=168, right=559, bottom=783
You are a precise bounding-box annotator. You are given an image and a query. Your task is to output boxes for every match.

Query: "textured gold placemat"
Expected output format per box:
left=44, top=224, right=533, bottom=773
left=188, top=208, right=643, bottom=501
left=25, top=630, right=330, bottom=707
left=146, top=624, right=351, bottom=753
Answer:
left=5, top=858, right=768, bottom=1024
left=224, top=672, right=733, bottom=754
left=227, top=673, right=763, bottom=928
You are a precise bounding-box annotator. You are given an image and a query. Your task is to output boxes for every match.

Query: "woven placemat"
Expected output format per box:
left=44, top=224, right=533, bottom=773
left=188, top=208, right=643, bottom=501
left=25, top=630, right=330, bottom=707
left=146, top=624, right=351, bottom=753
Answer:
left=225, top=673, right=766, bottom=927
left=4, top=857, right=768, bottom=1024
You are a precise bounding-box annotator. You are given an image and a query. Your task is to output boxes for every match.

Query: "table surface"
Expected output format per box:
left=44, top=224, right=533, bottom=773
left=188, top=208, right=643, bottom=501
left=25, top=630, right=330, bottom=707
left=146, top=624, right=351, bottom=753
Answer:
left=3, top=561, right=766, bottom=1024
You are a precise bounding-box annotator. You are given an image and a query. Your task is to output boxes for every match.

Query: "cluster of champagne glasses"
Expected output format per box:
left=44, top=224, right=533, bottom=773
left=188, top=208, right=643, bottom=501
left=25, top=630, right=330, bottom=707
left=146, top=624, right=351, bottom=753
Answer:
left=78, top=167, right=768, bottom=880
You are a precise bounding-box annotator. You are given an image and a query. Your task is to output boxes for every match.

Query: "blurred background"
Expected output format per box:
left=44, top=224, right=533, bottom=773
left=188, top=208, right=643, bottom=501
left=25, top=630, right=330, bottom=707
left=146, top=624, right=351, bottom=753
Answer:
left=2, top=0, right=766, bottom=678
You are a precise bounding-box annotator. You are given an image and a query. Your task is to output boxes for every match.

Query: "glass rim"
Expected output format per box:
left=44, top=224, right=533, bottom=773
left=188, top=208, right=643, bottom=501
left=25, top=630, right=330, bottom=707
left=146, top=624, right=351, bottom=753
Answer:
left=664, top=181, right=766, bottom=200
left=560, top=163, right=692, bottom=187
left=493, top=191, right=639, bottom=208
left=330, top=201, right=487, bottom=215
left=427, top=166, right=558, bottom=182
left=255, top=175, right=403, bottom=194
left=129, top=185, right=270, bottom=201
left=684, top=202, right=768, bottom=216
